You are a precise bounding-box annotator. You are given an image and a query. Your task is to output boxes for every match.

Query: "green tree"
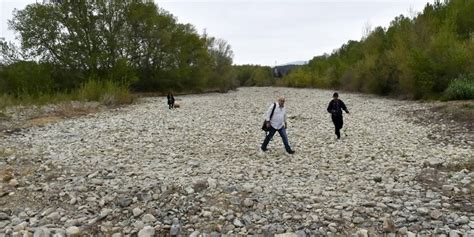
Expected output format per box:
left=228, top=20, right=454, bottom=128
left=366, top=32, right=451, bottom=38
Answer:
left=283, top=0, right=474, bottom=100
left=3, top=0, right=236, bottom=97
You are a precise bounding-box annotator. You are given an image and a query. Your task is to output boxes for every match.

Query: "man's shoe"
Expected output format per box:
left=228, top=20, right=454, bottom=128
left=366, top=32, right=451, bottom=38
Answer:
left=287, top=150, right=295, bottom=154
left=261, top=148, right=268, bottom=152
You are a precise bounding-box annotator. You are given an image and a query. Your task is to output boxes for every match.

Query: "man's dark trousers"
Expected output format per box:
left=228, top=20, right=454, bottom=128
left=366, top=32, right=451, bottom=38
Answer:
left=331, top=114, right=343, bottom=139
left=261, top=126, right=292, bottom=152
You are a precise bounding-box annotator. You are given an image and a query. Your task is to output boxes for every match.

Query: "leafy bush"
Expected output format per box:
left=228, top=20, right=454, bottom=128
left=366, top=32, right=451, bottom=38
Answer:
left=0, top=94, right=15, bottom=110
left=0, top=61, right=54, bottom=96
left=443, top=74, right=474, bottom=101
left=77, top=80, right=133, bottom=106
left=281, top=0, right=474, bottom=100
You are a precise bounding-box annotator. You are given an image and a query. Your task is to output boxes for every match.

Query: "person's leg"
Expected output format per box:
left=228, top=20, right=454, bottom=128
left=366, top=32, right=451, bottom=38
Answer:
left=277, top=127, right=293, bottom=153
left=331, top=116, right=339, bottom=138
left=336, top=116, right=343, bottom=139
left=333, top=115, right=342, bottom=139
left=339, top=116, right=344, bottom=136
left=340, top=116, right=344, bottom=130
left=261, top=127, right=276, bottom=151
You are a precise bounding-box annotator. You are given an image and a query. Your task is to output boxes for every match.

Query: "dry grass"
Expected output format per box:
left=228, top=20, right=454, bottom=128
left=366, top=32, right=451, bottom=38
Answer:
left=445, top=159, right=474, bottom=172
left=0, top=102, right=104, bottom=135
left=55, top=102, right=101, bottom=117
left=0, top=166, right=13, bottom=182
left=430, top=100, right=474, bottom=128
left=24, top=116, right=62, bottom=127
left=0, top=111, right=7, bottom=118
left=0, top=147, right=13, bottom=158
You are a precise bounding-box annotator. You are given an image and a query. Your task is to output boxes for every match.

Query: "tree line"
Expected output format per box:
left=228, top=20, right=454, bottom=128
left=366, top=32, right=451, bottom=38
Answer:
left=283, top=0, right=474, bottom=100
left=0, top=0, right=236, bottom=106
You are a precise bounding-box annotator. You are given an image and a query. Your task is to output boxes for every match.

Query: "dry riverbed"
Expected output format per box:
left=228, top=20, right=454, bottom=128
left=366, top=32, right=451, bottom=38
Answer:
left=0, top=87, right=473, bottom=237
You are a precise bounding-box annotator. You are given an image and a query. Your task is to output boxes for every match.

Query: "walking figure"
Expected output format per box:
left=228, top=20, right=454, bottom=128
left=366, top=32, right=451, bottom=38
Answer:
left=167, top=92, right=175, bottom=109
left=327, top=92, right=349, bottom=139
left=261, top=96, right=295, bottom=154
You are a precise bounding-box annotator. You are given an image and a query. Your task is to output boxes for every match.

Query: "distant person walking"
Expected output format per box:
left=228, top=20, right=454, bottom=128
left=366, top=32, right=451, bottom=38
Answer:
left=327, top=92, right=349, bottom=139
left=261, top=96, right=295, bottom=154
left=167, top=92, right=175, bottom=109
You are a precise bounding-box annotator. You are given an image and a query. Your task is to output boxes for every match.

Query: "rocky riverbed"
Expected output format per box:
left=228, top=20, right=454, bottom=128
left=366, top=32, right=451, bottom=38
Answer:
left=0, top=87, right=473, bottom=237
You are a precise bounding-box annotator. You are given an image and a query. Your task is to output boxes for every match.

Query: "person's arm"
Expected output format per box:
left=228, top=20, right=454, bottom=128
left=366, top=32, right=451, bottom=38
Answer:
left=265, top=104, right=273, bottom=121
left=284, top=110, right=288, bottom=128
left=327, top=101, right=333, bottom=113
left=341, top=101, right=349, bottom=113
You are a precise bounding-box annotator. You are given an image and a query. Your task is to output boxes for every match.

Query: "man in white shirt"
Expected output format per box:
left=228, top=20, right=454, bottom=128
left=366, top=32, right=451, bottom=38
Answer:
left=261, top=96, right=295, bottom=154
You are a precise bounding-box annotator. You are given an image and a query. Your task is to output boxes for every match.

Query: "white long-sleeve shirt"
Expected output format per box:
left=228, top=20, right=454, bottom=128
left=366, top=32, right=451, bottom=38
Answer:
left=265, top=102, right=287, bottom=130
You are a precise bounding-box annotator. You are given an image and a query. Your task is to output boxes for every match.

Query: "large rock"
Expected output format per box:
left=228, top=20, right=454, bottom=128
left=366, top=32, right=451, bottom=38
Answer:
left=233, top=218, right=243, bottom=227
left=9, top=179, right=19, bottom=187
left=456, top=216, right=469, bottom=225
left=117, top=198, right=132, bottom=207
left=33, top=227, right=50, bottom=237
left=416, top=207, right=429, bottom=215
left=357, top=229, right=368, bottom=237
left=243, top=198, right=254, bottom=208
left=65, top=226, right=81, bottom=237
left=383, top=217, right=395, bottom=233
left=430, top=210, right=443, bottom=220
left=275, top=233, right=298, bottom=237
left=353, top=217, right=364, bottom=224
left=142, top=214, right=156, bottom=224
left=0, top=212, right=9, bottom=220
left=138, top=226, right=155, bottom=237
left=133, top=208, right=144, bottom=217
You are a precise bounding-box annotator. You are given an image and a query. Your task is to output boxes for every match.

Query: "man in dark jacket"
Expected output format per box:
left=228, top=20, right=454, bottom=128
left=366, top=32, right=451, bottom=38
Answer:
left=327, top=92, right=349, bottom=139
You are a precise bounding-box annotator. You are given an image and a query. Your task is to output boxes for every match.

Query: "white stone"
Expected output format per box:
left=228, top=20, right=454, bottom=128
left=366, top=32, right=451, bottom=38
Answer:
left=137, top=226, right=155, bottom=237
left=9, top=179, right=19, bottom=187
left=142, top=214, right=156, bottom=223
left=133, top=208, right=144, bottom=217
left=65, top=226, right=80, bottom=237
left=275, top=233, right=298, bottom=237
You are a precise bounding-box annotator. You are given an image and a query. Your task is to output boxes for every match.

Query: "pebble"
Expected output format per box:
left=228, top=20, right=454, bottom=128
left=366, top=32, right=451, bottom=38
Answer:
left=0, top=88, right=472, bottom=236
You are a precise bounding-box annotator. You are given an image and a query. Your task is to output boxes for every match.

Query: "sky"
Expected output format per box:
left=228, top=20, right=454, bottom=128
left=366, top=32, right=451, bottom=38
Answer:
left=0, top=0, right=434, bottom=66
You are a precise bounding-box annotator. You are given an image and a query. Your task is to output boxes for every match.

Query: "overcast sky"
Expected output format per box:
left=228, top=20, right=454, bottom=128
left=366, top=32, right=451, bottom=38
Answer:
left=1, top=0, right=434, bottom=66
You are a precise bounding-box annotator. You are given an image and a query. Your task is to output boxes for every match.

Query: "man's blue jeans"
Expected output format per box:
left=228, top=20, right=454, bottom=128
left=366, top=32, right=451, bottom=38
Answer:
left=261, top=126, right=292, bottom=152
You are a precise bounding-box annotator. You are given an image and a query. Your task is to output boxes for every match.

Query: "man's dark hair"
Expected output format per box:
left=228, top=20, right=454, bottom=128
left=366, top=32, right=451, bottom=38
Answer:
left=333, top=92, right=339, bottom=98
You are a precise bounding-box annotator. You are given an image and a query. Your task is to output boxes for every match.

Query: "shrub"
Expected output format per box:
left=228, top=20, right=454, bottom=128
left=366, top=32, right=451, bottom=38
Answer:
left=0, top=94, right=15, bottom=110
left=77, top=80, right=133, bottom=106
left=443, top=73, right=474, bottom=100
left=0, top=61, right=54, bottom=96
